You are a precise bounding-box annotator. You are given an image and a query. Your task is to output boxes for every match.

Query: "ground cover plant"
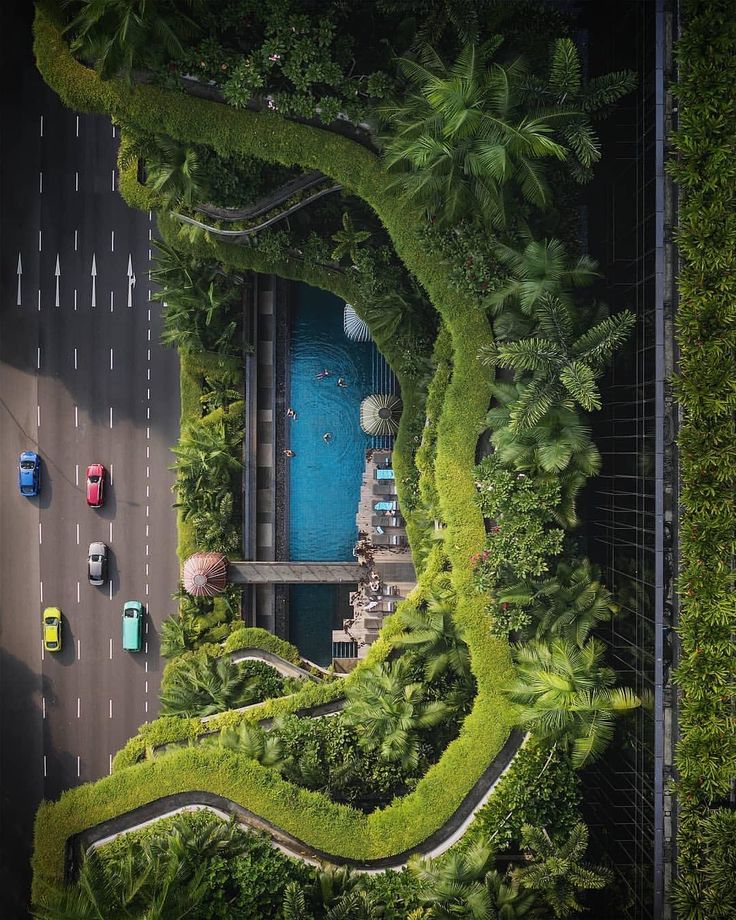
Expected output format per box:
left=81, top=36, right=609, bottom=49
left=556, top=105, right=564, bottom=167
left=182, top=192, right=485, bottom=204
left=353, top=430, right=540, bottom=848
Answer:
left=32, top=1, right=642, bottom=913
left=667, top=1, right=736, bottom=916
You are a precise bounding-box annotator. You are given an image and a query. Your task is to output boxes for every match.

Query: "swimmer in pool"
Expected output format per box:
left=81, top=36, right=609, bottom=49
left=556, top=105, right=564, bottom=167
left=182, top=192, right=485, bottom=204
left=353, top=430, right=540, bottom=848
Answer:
left=323, top=432, right=332, bottom=443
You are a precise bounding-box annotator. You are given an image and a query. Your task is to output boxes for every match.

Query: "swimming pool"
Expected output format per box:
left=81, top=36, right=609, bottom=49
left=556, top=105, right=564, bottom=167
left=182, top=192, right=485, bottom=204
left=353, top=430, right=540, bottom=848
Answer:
left=287, top=285, right=392, bottom=664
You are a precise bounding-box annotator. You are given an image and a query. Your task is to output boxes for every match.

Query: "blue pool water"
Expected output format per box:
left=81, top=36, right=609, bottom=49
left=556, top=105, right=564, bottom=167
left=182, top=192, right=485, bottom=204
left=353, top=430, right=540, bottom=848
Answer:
left=288, top=285, right=383, bottom=664
left=288, top=285, right=374, bottom=562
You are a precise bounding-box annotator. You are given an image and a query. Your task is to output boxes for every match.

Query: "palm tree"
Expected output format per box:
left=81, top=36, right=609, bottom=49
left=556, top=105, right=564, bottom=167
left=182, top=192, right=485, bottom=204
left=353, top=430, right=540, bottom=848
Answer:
left=410, top=839, right=498, bottom=918
left=380, top=42, right=569, bottom=228
left=331, top=212, right=372, bottom=265
left=512, top=823, right=611, bottom=918
left=146, top=137, right=209, bottom=210
left=504, top=638, right=640, bottom=768
left=214, top=722, right=284, bottom=768
left=523, top=38, right=638, bottom=184
left=63, top=0, right=204, bottom=84
left=484, top=870, right=541, bottom=919
left=201, top=369, right=242, bottom=414
left=33, top=848, right=128, bottom=918
left=480, top=296, right=635, bottom=430
left=282, top=881, right=314, bottom=920
left=499, top=559, right=618, bottom=646
left=159, top=613, right=198, bottom=658
left=391, top=596, right=471, bottom=682
left=172, top=418, right=243, bottom=494
left=342, top=659, right=448, bottom=770
left=159, top=654, right=265, bottom=718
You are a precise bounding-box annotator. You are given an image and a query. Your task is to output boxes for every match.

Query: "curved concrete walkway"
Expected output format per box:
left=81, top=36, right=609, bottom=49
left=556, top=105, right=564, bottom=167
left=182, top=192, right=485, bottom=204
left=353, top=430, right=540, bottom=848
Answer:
left=70, top=730, right=525, bottom=880
left=229, top=647, right=321, bottom=682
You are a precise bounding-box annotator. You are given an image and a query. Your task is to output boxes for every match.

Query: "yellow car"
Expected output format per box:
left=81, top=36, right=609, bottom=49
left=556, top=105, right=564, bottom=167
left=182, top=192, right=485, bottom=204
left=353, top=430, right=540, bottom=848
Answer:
left=43, top=607, right=62, bottom=653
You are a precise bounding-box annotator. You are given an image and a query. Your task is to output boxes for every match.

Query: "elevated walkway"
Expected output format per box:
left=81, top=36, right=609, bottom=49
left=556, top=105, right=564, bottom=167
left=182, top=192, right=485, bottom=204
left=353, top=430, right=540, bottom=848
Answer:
left=229, top=561, right=362, bottom=584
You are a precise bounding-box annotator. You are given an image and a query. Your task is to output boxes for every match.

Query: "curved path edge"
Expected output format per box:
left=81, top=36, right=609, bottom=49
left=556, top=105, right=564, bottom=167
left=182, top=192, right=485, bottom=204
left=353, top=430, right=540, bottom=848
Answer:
left=68, top=730, right=525, bottom=881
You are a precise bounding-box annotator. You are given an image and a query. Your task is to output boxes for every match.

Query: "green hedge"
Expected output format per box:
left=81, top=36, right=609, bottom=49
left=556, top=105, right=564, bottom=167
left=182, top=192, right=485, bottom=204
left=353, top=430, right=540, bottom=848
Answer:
left=669, top=1, right=736, bottom=914
left=32, top=4, right=514, bottom=899
left=223, top=627, right=302, bottom=664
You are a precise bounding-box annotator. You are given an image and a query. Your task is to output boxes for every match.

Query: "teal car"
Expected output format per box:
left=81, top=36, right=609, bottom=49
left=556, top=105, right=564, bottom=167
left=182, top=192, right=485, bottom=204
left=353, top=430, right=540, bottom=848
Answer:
left=122, top=600, right=144, bottom=652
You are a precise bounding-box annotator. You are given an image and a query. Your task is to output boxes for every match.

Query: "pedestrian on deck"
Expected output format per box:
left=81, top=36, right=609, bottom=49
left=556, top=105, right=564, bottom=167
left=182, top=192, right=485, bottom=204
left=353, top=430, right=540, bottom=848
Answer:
left=283, top=448, right=296, bottom=458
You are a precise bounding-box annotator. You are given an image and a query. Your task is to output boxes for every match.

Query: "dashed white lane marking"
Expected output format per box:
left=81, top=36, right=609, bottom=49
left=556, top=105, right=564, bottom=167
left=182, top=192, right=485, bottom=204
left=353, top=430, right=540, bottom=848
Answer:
left=39, top=171, right=43, bottom=194
left=43, top=755, right=47, bottom=777
left=147, top=349, right=151, bottom=362
left=145, top=544, right=149, bottom=556
left=148, top=228, right=152, bottom=241
left=77, top=698, right=80, bottom=719
left=37, top=346, right=41, bottom=369
left=110, top=230, right=115, bottom=252
left=146, top=465, right=150, bottom=478
left=74, top=289, right=78, bottom=310
left=37, top=405, right=40, bottom=427
left=110, top=348, right=114, bottom=370
left=146, top=427, right=150, bottom=440
left=145, top=661, right=148, bottom=674
left=40, top=114, right=43, bottom=137
left=77, top=581, right=80, bottom=604
left=109, top=638, right=113, bottom=660
left=75, top=114, right=79, bottom=137
left=112, top=124, right=116, bottom=138
left=145, top=701, right=149, bottom=714
left=145, top=620, right=149, bottom=635
left=146, top=446, right=149, bottom=460
left=145, top=641, right=148, bottom=654
left=109, top=754, right=113, bottom=775
left=109, top=699, right=113, bottom=719
left=75, top=464, right=79, bottom=486
left=110, top=290, right=114, bottom=312
left=147, top=308, right=151, bottom=323
left=42, top=697, right=46, bottom=719
left=38, top=522, right=42, bottom=545
left=37, top=289, right=41, bottom=311
left=40, top=581, right=43, bottom=603
left=145, top=505, right=149, bottom=518
left=146, top=388, right=150, bottom=401
left=77, top=756, right=80, bottom=777
left=75, top=171, right=79, bottom=192
left=109, top=407, right=113, bottom=429
left=148, top=249, right=151, bottom=260
left=74, top=229, right=78, bottom=251
left=111, top=170, right=115, bottom=192
left=147, top=368, right=151, bottom=381
left=149, top=210, right=152, bottom=221
left=77, top=638, right=81, bottom=659
left=74, top=348, right=78, bottom=370
left=145, top=563, right=149, bottom=577
left=145, top=583, right=149, bottom=596
left=75, top=523, right=79, bottom=545
left=147, top=328, right=151, bottom=342
left=145, top=484, right=150, bottom=498
left=110, top=464, right=114, bottom=484
left=75, top=405, right=78, bottom=427
left=109, top=521, right=113, bottom=542
left=109, top=580, right=113, bottom=601
left=41, top=640, right=44, bottom=662
left=145, top=525, right=149, bottom=538
left=145, top=680, right=148, bottom=693
left=38, top=230, right=42, bottom=252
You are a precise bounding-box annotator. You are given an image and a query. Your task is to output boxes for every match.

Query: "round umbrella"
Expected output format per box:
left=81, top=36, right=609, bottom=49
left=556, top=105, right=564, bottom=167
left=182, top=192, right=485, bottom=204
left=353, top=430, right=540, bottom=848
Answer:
left=182, top=552, right=228, bottom=597
left=343, top=304, right=371, bottom=342
left=359, top=394, right=403, bottom=436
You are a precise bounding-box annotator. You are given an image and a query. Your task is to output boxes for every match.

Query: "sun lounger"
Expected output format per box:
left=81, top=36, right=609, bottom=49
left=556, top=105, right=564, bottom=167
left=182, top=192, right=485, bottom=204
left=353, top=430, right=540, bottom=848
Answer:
left=375, top=501, right=399, bottom=512
left=372, top=516, right=403, bottom=528
left=373, top=481, right=398, bottom=496
left=376, top=468, right=395, bottom=480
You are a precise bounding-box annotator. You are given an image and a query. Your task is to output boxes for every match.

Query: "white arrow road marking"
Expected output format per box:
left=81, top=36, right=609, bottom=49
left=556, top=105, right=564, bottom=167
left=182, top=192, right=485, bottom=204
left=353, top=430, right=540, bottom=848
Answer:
left=54, top=253, right=60, bottom=307
left=91, top=253, right=97, bottom=308
left=16, top=253, right=22, bottom=305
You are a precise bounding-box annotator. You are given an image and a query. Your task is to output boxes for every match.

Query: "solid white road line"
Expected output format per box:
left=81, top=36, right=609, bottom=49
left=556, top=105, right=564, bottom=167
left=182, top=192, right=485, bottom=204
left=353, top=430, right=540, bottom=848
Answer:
left=40, top=581, right=43, bottom=603
left=37, top=405, right=40, bottom=427
left=76, top=522, right=79, bottom=545
left=109, top=638, right=113, bottom=660
left=109, top=407, right=113, bottom=429
left=109, top=521, right=113, bottom=542
left=109, top=699, right=113, bottom=719
left=75, top=464, right=79, bottom=486
left=77, top=638, right=81, bottom=659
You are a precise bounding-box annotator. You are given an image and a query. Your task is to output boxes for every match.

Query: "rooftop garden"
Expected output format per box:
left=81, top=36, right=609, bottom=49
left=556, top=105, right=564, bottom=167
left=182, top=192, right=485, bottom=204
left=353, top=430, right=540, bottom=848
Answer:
left=31, top=1, right=654, bottom=915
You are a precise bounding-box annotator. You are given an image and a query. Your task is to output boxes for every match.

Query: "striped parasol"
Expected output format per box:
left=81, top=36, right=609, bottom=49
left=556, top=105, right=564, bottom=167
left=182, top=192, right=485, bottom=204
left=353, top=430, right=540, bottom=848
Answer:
left=343, top=304, right=371, bottom=342
left=182, top=552, right=228, bottom=596
left=359, top=394, right=403, bottom=436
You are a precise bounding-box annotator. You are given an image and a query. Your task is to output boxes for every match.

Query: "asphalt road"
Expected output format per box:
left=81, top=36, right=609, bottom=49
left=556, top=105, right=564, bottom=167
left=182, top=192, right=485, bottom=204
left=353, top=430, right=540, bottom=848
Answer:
left=1, top=4, right=179, bottom=912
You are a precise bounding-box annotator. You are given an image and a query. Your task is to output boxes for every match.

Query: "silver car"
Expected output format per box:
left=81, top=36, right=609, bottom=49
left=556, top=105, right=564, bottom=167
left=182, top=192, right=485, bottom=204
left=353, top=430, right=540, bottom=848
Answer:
left=88, top=542, right=108, bottom=586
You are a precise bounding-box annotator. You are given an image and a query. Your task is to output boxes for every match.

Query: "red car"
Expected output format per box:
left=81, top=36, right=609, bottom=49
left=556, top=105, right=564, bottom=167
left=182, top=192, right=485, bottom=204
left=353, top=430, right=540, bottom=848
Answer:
left=85, top=464, right=106, bottom=508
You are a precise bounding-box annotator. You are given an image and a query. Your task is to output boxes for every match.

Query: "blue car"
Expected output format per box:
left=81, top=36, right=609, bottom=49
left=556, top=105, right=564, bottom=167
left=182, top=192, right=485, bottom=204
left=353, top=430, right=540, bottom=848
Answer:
left=18, top=451, right=41, bottom=496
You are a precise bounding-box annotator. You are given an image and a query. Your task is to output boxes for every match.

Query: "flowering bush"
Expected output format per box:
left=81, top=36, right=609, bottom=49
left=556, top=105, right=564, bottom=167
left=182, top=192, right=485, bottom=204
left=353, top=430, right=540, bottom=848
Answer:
left=473, top=454, right=564, bottom=588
